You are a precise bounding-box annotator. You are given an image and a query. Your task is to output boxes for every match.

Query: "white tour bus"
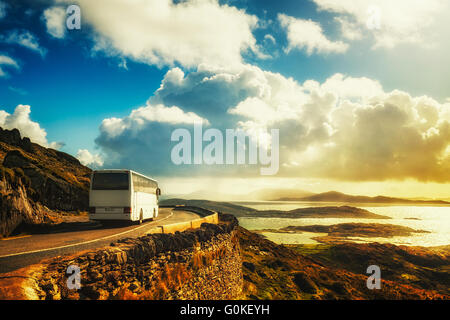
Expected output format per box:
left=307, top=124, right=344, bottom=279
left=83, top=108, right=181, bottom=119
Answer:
left=89, top=169, right=161, bottom=223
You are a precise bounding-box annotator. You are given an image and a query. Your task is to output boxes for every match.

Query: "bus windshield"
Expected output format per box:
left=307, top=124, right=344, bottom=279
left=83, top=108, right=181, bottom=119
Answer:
left=92, top=172, right=129, bottom=190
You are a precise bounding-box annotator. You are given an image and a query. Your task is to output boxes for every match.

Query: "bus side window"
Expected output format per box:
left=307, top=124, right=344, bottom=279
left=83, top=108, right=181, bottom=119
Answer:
left=132, top=173, right=158, bottom=194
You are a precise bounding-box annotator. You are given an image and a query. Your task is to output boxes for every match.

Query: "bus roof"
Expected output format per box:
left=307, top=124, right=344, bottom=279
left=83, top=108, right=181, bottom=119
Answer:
left=92, top=169, right=158, bottom=184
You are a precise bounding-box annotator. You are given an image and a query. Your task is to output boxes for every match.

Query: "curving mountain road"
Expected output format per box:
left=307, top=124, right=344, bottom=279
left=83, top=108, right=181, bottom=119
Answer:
left=0, top=208, right=200, bottom=273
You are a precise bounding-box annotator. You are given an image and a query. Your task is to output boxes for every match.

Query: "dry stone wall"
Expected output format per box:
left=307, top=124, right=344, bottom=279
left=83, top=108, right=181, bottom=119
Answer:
left=34, top=213, right=243, bottom=300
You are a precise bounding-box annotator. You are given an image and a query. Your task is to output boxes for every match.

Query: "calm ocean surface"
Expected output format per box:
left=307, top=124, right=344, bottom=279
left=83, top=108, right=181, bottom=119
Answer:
left=234, top=201, right=450, bottom=247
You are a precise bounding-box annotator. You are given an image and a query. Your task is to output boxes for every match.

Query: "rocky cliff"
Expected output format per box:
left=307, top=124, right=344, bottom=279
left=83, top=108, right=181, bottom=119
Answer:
left=0, top=127, right=92, bottom=237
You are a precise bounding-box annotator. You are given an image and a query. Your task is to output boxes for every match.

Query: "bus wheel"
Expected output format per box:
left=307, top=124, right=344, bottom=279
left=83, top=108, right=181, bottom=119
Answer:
left=139, top=209, right=143, bottom=224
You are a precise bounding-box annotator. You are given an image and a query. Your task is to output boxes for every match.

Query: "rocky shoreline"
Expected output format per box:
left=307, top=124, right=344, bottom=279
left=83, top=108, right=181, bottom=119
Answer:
left=239, top=226, right=449, bottom=299
left=255, top=222, right=431, bottom=244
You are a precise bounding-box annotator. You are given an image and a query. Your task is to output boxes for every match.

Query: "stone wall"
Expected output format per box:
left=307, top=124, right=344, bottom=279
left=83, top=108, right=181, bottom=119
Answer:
left=33, top=213, right=243, bottom=300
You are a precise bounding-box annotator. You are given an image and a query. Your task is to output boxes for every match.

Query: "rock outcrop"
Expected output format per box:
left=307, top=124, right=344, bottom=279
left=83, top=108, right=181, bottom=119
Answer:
left=0, top=128, right=33, bottom=153
left=0, top=127, right=92, bottom=237
left=0, top=167, right=45, bottom=237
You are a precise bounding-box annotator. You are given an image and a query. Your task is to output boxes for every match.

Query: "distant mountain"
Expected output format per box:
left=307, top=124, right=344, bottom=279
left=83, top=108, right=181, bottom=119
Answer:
left=173, top=188, right=315, bottom=201
left=171, top=188, right=450, bottom=205
left=277, top=191, right=450, bottom=205
left=181, top=189, right=233, bottom=201
left=244, top=188, right=315, bottom=201
left=160, top=199, right=391, bottom=219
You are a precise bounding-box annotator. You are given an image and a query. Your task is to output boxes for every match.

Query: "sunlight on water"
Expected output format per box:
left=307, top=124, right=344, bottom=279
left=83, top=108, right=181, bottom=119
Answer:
left=261, top=232, right=329, bottom=245
left=237, top=203, right=450, bottom=247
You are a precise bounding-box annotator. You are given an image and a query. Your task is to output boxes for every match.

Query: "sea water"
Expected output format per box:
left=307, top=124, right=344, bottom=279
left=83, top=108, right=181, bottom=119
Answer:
left=235, top=202, right=450, bottom=247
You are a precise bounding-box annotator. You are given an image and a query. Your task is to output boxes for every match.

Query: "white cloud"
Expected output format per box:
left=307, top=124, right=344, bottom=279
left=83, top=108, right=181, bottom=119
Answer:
left=229, top=97, right=283, bottom=123
left=96, top=64, right=450, bottom=181
left=100, top=103, right=209, bottom=139
left=264, top=34, right=276, bottom=44
left=0, top=105, right=62, bottom=149
left=76, top=149, right=104, bottom=167
left=313, top=0, right=447, bottom=48
left=2, top=30, right=47, bottom=57
left=42, top=6, right=66, bottom=39
left=151, top=63, right=311, bottom=127
left=334, top=17, right=363, bottom=41
left=0, top=55, right=19, bottom=77
left=95, top=102, right=209, bottom=174
left=131, top=104, right=209, bottom=125
left=118, top=58, right=128, bottom=70
left=319, top=73, right=384, bottom=101
left=57, top=0, right=262, bottom=69
left=8, top=86, right=28, bottom=96
left=278, top=13, right=349, bottom=55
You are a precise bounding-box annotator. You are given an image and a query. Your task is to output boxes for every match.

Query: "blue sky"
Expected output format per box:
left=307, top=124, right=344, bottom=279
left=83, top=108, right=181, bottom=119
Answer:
left=0, top=0, right=449, bottom=197
left=0, top=2, right=165, bottom=152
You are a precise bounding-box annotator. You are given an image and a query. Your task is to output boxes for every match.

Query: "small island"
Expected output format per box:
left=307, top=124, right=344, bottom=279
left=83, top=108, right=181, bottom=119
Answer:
left=256, top=222, right=430, bottom=244
left=255, top=206, right=391, bottom=219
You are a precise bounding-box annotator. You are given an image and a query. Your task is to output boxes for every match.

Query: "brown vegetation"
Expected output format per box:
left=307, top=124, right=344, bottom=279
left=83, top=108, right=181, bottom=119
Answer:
left=238, top=226, right=449, bottom=300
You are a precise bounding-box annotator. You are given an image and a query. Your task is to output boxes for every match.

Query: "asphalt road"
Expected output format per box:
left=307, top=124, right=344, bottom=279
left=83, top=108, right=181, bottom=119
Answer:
left=0, top=208, right=200, bottom=273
